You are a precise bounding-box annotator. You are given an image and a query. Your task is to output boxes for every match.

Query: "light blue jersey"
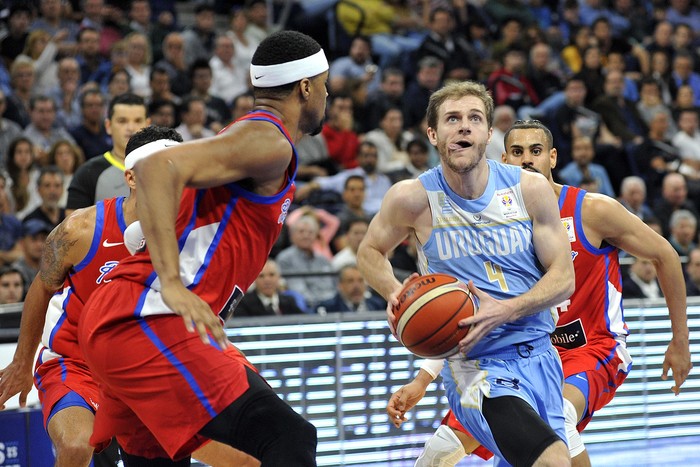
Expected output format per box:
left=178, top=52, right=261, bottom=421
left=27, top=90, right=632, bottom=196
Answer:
left=417, top=159, right=558, bottom=358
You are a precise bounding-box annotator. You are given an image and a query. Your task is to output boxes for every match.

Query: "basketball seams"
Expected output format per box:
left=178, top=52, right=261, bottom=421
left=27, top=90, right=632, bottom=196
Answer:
left=406, top=292, right=469, bottom=353
left=396, top=284, right=465, bottom=341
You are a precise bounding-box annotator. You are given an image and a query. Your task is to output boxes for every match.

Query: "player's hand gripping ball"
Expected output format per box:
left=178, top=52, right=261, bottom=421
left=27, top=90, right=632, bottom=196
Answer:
left=393, top=274, right=477, bottom=358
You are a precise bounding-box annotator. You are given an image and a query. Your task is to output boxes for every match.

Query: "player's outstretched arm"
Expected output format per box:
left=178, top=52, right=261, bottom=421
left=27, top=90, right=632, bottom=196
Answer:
left=586, top=194, right=692, bottom=394
left=357, top=180, right=427, bottom=330
left=387, top=368, right=435, bottom=428
left=0, top=211, right=92, bottom=409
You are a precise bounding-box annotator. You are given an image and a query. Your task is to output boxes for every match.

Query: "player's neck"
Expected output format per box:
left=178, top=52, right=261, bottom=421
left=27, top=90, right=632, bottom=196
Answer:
left=552, top=182, right=563, bottom=197
left=111, top=147, right=125, bottom=161
left=123, top=195, right=137, bottom=225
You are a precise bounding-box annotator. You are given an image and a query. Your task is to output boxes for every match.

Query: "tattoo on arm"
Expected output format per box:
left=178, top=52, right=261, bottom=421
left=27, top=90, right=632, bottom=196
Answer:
left=39, top=222, right=79, bottom=290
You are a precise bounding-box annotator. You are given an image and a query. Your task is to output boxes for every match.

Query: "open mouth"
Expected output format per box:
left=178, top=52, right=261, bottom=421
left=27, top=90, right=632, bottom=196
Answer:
left=450, top=140, right=473, bottom=150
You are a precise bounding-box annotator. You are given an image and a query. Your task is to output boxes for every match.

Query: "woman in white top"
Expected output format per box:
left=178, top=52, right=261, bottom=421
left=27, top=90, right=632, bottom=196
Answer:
left=124, top=32, right=152, bottom=99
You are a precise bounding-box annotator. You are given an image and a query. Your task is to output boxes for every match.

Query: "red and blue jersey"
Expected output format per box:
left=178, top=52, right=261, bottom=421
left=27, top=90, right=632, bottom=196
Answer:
left=554, top=186, right=628, bottom=351
left=104, top=111, right=297, bottom=321
left=37, top=196, right=129, bottom=365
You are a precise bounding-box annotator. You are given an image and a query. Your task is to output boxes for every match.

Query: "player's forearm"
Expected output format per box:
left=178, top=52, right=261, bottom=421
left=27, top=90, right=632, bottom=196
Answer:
left=655, top=259, right=690, bottom=339
left=357, top=245, right=402, bottom=301
left=135, top=157, right=185, bottom=286
left=508, top=260, right=575, bottom=320
left=13, top=278, right=55, bottom=366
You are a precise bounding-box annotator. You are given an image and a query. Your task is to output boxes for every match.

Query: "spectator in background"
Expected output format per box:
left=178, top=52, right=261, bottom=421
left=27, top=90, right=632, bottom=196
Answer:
left=619, top=176, right=655, bottom=221
left=276, top=215, right=336, bottom=309
left=127, top=0, right=170, bottom=63
left=0, top=265, right=25, bottom=304
left=335, top=175, right=370, bottom=238
left=685, top=247, right=700, bottom=295
left=5, top=57, right=36, bottom=129
left=558, top=136, right=616, bottom=197
left=244, top=0, right=275, bottom=46
left=526, top=42, right=564, bottom=105
left=19, top=29, right=62, bottom=96
left=0, top=174, right=23, bottom=266
left=317, top=264, right=385, bottom=314
left=155, top=32, right=192, bottom=97
left=188, top=59, right=231, bottom=134
left=670, top=51, right=700, bottom=107
left=89, top=39, right=129, bottom=95
left=22, top=166, right=65, bottom=228
left=175, top=96, right=215, bottom=142
left=0, top=5, right=31, bottom=69
left=485, top=105, right=516, bottom=161
left=149, top=66, right=181, bottom=106
left=226, top=7, right=256, bottom=72
left=487, top=47, right=540, bottom=113
left=561, top=25, right=592, bottom=75
left=46, top=140, right=84, bottom=208
left=50, top=57, right=83, bottom=130
left=209, top=34, right=250, bottom=106
left=69, top=89, right=111, bottom=160
left=365, top=107, right=412, bottom=173
left=297, top=141, right=392, bottom=215
left=623, top=256, right=662, bottom=299
left=328, top=35, right=380, bottom=96
left=386, top=138, right=431, bottom=183
left=0, top=90, right=23, bottom=168
left=413, top=6, right=477, bottom=82
left=666, top=0, right=700, bottom=31
left=124, top=32, right=153, bottom=99
left=332, top=218, right=368, bottom=271
left=75, top=27, right=106, bottom=85
left=182, top=3, right=217, bottom=68
left=321, top=93, right=359, bottom=170
left=6, top=136, right=40, bottom=219
left=403, top=56, right=443, bottom=132
left=668, top=209, right=697, bottom=257
left=29, top=0, right=78, bottom=56
left=22, top=95, right=76, bottom=163
left=285, top=207, right=340, bottom=261
left=13, top=218, right=52, bottom=289
left=653, top=172, right=700, bottom=237
left=649, top=50, right=674, bottom=106
left=233, top=258, right=306, bottom=318
left=637, top=78, right=677, bottom=140
left=633, top=110, right=682, bottom=202
left=231, top=92, right=255, bottom=121
left=672, top=109, right=700, bottom=178
left=148, top=99, right=177, bottom=128
left=361, top=67, right=404, bottom=133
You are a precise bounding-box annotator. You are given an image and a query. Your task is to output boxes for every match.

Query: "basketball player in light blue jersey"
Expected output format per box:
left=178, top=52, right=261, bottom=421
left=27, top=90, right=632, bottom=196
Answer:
left=358, top=80, right=575, bottom=466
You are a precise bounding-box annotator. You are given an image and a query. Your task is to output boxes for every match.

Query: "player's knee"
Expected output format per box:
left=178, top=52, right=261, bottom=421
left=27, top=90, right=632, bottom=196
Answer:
left=415, top=425, right=466, bottom=467
left=285, top=415, right=317, bottom=451
left=53, top=435, right=93, bottom=466
left=563, top=398, right=586, bottom=457
left=533, top=440, right=570, bottom=467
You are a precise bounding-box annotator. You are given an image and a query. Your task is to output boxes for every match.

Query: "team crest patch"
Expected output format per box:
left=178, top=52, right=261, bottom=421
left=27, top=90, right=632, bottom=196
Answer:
left=496, top=189, right=520, bottom=219
left=438, top=192, right=454, bottom=214
left=278, top=198, right=291, bottom=224
left=561, top=216, right=576, bottom=243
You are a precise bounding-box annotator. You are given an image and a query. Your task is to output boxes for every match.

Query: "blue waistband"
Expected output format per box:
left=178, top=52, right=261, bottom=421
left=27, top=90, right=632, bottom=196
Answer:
left=477, top=335, right=553, bottom=360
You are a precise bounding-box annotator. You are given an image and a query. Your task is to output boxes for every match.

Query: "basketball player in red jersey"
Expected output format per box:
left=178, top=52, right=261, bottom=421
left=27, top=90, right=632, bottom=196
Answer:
left=77, top=30, right=328, bottom=466
left=0, top=126, right=258, bottom=467
left=387, top=120, right=692, bottom=466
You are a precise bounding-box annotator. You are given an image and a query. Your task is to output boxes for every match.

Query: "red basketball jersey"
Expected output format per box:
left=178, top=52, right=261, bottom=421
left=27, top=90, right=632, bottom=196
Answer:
left=553, top=186, right=628, bottom=352
left=104, top=111, right=297, bottom=320
left=38, top=197, right=129, bottom=364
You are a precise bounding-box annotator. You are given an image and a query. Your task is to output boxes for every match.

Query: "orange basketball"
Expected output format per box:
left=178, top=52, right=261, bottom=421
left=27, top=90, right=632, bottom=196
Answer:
left=393, top=274, right=477, bottom=359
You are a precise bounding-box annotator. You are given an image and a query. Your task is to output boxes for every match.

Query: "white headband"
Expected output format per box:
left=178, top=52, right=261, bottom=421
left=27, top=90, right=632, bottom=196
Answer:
left=124, top=139, right=180, bottom=171
left=250, top=49, right=329, bottom=88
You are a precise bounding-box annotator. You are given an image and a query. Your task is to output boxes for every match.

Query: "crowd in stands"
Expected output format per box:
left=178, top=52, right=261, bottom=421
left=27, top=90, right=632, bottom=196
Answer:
left=2, top=0, right=700, bottom=316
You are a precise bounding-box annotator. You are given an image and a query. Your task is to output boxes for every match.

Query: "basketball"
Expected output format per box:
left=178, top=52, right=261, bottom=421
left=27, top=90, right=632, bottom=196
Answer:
left=394, top=274, right=477, bottom=359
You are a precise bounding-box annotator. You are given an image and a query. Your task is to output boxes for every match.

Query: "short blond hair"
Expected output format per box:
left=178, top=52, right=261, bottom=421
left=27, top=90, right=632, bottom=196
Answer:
left=426, top=81, right=494, bottom=130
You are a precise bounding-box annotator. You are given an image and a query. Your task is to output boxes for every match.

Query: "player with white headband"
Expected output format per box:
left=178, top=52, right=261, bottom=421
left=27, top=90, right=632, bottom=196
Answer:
left=78, top=31, right=328, bottom=466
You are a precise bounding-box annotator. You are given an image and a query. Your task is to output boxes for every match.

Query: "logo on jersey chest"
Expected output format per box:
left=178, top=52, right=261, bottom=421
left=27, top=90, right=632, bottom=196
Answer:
left=96, top=260, right=119, bottom=284
left=561, top=216, right=577, bottom=243
left=496, top=189, right=521, bottom=219
left=551, top=318, right=587, bottom=350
